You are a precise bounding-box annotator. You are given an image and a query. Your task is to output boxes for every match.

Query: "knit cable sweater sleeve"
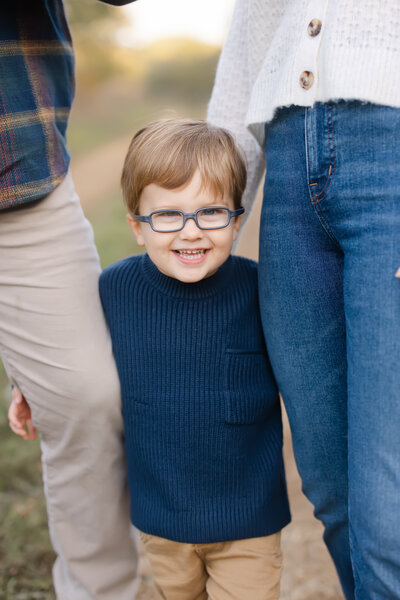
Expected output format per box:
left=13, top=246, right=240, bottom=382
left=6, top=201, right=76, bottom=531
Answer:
left=207, top=0, right=266, bottom=225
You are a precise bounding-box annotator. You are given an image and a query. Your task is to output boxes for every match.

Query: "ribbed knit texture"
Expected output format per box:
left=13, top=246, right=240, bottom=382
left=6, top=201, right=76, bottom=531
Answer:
left=99, top=254, right=290, bottom=543
left=208, top=0, right=400, bottom=226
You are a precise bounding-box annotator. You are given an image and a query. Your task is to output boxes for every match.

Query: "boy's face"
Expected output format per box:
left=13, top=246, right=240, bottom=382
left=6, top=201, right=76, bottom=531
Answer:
left=127, top=170, right=242, bottom=283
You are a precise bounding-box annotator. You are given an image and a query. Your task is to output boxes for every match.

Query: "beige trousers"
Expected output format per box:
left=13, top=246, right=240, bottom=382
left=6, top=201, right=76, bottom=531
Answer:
left=0, top=174, right=139, bottom=600
left=139, top=531, right=282, bottom=600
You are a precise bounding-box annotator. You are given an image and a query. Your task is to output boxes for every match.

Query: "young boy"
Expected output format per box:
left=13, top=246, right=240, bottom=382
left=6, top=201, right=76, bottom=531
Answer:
left=99, top=118, right=290, bottom=599
left=10, top=118, right=290, bottom=599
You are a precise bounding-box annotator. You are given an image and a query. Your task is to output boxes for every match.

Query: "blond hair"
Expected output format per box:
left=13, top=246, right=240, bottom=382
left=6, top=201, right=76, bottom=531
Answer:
left=121, top=118, right=247, bottom=214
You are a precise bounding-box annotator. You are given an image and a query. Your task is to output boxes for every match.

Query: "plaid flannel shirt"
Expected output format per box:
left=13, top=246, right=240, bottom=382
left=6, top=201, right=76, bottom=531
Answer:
left=0, top=1, right=136, bottom=210
left=0, top=1, right=74, bottom=210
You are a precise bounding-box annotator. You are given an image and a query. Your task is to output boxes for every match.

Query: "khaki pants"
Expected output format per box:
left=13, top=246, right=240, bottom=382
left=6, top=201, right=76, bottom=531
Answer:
left=0, top=173, right=139, bottom=600
left=139, top=531, right=282, bottom=600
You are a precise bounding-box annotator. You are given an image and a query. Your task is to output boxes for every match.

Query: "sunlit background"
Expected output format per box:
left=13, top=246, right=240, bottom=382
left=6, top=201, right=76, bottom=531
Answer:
left=0, top=2, right=342, bottom=598
left=121, top=0, right=235, bottom=47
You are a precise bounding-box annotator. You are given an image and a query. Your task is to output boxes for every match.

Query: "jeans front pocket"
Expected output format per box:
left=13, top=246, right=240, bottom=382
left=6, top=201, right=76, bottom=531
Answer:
left=224, top=349, right=279, bottom=425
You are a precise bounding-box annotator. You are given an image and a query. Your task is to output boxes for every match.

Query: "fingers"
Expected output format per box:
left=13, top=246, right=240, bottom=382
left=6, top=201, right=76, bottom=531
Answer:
left=8, top=395, right=28, bottom=422
left=8, top=385, right=36, bottom=441
left=8, top=411, right=30, bottom=440
left=26, top=418, right=37, bottom=441
left=396, top=267, right=400, bottom=279
left=8, top=398, right=24, bottom=427
left=8, top=411, right=36, bottom=440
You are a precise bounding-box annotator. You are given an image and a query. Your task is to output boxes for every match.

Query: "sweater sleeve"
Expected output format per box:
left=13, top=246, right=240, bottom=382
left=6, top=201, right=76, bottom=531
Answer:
left=207, top=0, right=266, bottom=226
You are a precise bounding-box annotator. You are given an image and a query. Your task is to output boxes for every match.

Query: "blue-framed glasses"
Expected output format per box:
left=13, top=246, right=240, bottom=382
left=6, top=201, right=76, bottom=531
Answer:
left=133, top=206, right=245, bottom=233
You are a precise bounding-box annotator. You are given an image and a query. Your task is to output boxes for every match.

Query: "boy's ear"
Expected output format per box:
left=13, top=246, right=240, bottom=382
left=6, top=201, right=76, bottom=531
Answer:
left=232, top=214, right=243, bottom=242
left=127, top=214, right=145, bottom=247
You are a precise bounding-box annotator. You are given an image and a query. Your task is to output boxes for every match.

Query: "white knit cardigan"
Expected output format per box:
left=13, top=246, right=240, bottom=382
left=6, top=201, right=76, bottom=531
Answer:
left=208, top=0, right=400, bottom=219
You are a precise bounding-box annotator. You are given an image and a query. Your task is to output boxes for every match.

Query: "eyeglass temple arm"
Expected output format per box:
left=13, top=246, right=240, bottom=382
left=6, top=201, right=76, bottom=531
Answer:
left=232, top=207, right=245, bottom=216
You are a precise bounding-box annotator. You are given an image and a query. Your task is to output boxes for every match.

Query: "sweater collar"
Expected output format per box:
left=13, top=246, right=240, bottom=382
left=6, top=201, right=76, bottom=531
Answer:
left=141, top=253, right=234, bottom=299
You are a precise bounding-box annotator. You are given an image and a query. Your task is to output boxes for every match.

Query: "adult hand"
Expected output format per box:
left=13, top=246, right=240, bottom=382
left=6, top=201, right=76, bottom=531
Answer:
left=8, top=385, right=36, bottom=441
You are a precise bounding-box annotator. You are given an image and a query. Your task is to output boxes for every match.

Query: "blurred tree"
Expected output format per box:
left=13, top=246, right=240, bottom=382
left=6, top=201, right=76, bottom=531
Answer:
left=64, top=0, right=137, bottom=90
left=64, top=0, right=127, bottom=42
left=146, top=39, right=220, bottom=104
left=64, top=2, right=219, bottom=100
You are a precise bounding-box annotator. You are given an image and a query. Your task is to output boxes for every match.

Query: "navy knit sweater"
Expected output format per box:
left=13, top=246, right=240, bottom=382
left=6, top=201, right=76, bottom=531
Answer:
left=99, top=253, right=290, bottom=543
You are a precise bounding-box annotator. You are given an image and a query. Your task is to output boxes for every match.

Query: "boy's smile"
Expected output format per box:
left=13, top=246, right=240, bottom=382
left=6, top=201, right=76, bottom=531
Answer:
left=127, top=170, right=242, bottom=283
left=174, top=249, right=209, bottom=264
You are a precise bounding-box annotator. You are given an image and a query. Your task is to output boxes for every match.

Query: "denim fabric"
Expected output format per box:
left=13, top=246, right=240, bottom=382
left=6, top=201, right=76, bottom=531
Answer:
left=259, top=101, right=400, bottom=600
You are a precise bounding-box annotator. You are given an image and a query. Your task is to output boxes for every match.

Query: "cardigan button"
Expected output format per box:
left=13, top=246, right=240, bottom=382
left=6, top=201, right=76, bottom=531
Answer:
left=308, top=18, right=322, bottom=37
left=300, top=71, right=314, bottom=90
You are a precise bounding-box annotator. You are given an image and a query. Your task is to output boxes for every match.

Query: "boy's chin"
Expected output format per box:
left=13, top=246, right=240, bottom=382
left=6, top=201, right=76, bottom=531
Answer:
left=175, top=267, right=218, bottom=283
left=175, top=272, right=205, bottom=284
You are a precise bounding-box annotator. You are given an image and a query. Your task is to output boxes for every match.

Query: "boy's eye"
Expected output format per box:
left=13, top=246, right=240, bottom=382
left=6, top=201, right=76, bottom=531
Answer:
left=198, top=208, right=229, bottom=227
left=155, top=211, right=181, bottom=221
left=201, top=208, right=218, bottom=217
left=200, top=207, right=226, bottom=217
left=197, top=207, right=230, bottom=228
left=151, top=210, right=183, bottom=231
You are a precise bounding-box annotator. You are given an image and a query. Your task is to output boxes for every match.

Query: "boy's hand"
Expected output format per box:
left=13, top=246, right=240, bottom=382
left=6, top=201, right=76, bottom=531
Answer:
left=8, top=386, right=36, bottom=441
left=396, top=268, right=400, bottom=279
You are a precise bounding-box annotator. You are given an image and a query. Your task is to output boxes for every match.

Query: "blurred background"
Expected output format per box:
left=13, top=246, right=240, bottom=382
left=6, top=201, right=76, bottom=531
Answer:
left=0, top=1, right=342, bottom=598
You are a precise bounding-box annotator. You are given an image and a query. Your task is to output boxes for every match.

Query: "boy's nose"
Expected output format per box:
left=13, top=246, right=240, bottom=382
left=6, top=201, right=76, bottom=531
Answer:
left=179, top=217, right=203, bottom=239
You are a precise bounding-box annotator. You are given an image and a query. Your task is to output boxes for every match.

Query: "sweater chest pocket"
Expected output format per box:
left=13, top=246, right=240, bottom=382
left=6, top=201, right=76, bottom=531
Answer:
left=224, top=349, right=278, bottom=425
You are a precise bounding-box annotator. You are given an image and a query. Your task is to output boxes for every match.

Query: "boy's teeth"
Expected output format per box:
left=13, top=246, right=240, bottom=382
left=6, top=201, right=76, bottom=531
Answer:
left=176, top=249, right=205, bottom=259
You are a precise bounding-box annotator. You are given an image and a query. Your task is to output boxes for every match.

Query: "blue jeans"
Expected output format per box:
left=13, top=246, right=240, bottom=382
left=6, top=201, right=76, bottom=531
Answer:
left=259, top=101, right=400, bottom=600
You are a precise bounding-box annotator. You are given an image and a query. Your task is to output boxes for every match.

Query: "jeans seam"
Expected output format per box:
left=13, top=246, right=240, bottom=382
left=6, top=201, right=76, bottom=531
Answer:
left=305, top=106, right=341, bottom=249
left=312, top=204, right=341, bottom=249
left=311, top=105, right=336, bottom=204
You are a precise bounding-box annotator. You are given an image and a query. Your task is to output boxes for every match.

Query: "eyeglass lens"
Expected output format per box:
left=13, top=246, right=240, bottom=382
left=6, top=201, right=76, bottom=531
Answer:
left=151, top=208, right=230, bottom=231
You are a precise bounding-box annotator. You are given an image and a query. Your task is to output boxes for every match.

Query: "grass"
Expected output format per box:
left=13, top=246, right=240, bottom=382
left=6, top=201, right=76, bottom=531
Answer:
left=0, top=364, right=55, bottom=599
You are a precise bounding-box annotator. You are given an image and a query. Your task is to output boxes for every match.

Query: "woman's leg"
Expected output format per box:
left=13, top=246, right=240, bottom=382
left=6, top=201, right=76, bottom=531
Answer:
left=260, top=101, right=400, bottom=599
left=322, top=102, right=400, bottom=599
left=259, top=105, right=354, bottom=598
